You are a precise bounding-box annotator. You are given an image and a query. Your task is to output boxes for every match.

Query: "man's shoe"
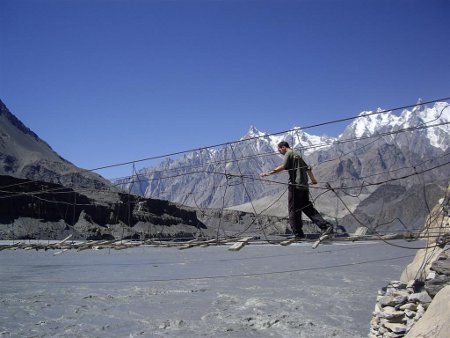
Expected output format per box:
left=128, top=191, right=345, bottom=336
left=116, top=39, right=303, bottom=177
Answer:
left=294, top=231, right=305, bottom=239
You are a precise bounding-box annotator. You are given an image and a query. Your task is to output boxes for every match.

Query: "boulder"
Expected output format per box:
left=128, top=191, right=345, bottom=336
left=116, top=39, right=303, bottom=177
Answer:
left=408, top=291, right=432, bottom=304
left=405, top=285, right=450, bottom=338
left=431, top=258, right=450, bottom=276
left=400, top=247, right=444, bottom=282
left=425, top=274, right=450, bottom=297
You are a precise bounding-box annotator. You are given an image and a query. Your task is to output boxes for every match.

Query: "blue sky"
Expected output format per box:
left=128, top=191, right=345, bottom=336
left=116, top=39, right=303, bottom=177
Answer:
left=1, top=0, right=449, bottom=179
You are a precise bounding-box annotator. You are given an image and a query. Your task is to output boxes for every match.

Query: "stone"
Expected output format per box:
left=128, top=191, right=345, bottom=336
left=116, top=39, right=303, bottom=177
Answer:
left=389, top=281, right=407, bottom=289
left=379, top=308, right=405, bottom=324
left=406, top=280, right=416, bottom=288
left=370, top=316, right=380, bottom=327
left=385, top=332, right=405, bottom=338
left=394, top=289, right=411, bottom=297
left=380, top=293, right=408, bottom=306
left=381, top=306, right=404, bottom=319
left=379, top=318, right=389, bottom=325
left=401, top=248, right=445, bottom=282
left=399, top=303, right=417, bottom=311
left=384, top=322, right=407, bottom=334
left=378, top=325, right=387, bottom=335
left=426, top=271, right=437, bottom=280
left=379, top=296, right=395, bottom=307
left=415, top=304, right=425, bottom=319
left=436, top=252, right=448, bottom=260
left=388, top=317, right=406, bottom=325
left=374, top=303, right=382, bottom=314
left=404, top=309, right=415, bottom=318
left=425, top=274, right=450, bottom=297
left=385, top=288, right=396, bottom=296
left=431, top=259, right=450, bottom=276
left=373, top=303, right=381, bottom=313
left=408, top=291, right=432, bottom=304
left=392, top=295, right=408, bottom=305
left=405, top=318, right=416, bottom=330
left=436, top=233, right=450, bottom=248
left=385, top=286, right=409, bottom=296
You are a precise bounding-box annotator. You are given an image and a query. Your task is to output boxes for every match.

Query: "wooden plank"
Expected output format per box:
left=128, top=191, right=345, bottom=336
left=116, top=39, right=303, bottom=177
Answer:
left=312, top=234, right=332, bottom=249
left=280, top=237, right=305, bottom=246
left=228, top=237, right=253, bottom=251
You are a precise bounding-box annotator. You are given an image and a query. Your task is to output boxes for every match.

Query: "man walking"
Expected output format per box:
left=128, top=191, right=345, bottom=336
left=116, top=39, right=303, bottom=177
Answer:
left=260, top=141, right=333, bottom=239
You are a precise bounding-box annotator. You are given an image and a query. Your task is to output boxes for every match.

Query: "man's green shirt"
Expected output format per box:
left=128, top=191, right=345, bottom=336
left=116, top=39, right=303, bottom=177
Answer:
left=283, top=150, right=310, bottom=190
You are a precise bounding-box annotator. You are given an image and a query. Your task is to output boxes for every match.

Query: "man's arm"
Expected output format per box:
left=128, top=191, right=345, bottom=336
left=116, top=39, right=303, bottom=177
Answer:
left=260, top=164, right=285, bottom=177
left=306, top=168, right=317, bottom=185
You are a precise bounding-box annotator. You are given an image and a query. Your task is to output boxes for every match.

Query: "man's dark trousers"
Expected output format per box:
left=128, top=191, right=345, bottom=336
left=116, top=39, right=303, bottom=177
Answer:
left=288, top=187, right=330, bottom=236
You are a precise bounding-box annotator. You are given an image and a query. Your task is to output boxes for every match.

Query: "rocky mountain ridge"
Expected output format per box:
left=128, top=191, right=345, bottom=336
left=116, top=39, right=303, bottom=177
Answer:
left=0, top=100, right=112, bottom=190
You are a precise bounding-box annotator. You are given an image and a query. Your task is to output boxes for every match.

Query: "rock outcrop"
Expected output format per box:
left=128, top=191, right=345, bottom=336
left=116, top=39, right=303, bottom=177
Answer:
left=0, top=174, right=206, bottom=240
left=0, top=100, right=112, bottom=190
left=369, top=182, right=450, bottom=337
left=0, top=174, right=291, bottom=240
left=405, top=285, right=450, bottom=337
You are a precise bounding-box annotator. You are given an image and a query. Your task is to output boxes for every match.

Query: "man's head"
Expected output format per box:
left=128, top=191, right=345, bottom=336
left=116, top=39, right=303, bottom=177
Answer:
left=277, top=141, right=290, bottom=155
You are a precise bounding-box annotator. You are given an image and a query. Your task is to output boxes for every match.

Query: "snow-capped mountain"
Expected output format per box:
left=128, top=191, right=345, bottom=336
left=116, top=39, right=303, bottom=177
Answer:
left=341, top=101, right=449, bottom=151
left=117, top=101, right=449, bottom=231
left=118, top=125, right=337, bottom=208
left=241, top=125, right=336, bottom=155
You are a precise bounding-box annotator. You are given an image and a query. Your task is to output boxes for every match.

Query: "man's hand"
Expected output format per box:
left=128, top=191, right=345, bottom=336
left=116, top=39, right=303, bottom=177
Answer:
left=261, top=165, right=284, bottom=178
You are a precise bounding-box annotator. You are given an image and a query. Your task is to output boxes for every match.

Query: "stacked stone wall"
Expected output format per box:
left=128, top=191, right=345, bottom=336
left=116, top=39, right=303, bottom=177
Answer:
left=369, top=182, right=450, bottom=337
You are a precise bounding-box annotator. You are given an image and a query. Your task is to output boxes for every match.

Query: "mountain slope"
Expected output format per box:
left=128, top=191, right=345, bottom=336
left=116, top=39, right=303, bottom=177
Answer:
left=0, top=100, right=112, bottom=189
left=1, top=100, right=290, bottom=240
